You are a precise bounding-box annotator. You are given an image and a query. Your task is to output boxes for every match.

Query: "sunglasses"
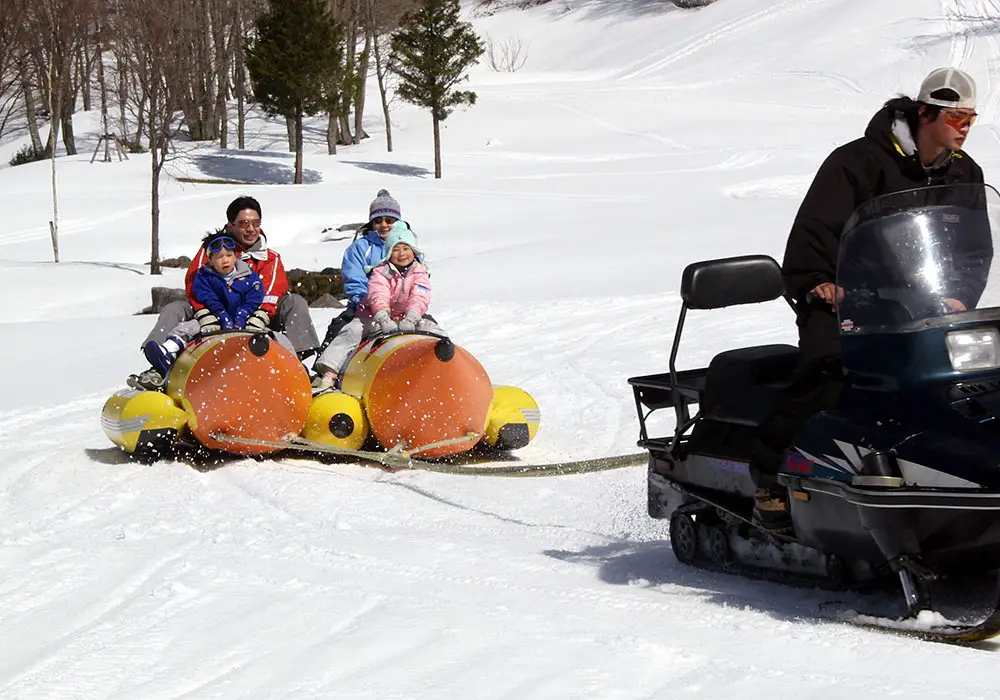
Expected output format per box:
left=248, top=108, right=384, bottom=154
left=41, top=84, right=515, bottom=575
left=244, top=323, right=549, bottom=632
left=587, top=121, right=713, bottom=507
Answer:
left=942, top=109, right=977, bottom=129
left=235, top=218, right=261, bottom=228
left=206, top=236, right=237, bottom=254
left=372, top=216, right=397, bottom=225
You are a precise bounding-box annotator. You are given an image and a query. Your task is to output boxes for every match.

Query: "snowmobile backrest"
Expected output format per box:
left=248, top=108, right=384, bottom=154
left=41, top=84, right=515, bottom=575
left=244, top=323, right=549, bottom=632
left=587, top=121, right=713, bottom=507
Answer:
left=680, top=255, right=784, bottom=310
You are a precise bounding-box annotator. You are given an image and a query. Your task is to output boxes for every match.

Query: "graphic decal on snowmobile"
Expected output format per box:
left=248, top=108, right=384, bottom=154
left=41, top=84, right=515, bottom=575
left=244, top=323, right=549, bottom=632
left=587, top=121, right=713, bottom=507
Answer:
left=784, top=453, right=813, bottom=474
left=896, top=458, right=982, bottom=488
left=794, top=441, right=985, bottom=488
left=701, top=456, right=749, bottom=474
left=787, top=441, right=862, bottom=481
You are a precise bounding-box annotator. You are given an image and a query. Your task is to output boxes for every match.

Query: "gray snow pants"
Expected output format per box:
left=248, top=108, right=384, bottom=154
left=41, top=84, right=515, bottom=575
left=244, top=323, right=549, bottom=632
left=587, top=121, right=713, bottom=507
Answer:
left=314, top=316, right=446, bottom=375
left=143, top=293, right=320, bottom=354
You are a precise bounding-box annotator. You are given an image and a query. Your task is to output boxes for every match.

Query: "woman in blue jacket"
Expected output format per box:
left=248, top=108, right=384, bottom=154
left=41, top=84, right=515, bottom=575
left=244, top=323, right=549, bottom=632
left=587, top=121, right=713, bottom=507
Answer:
left=320, top=189, right=416, bottom=351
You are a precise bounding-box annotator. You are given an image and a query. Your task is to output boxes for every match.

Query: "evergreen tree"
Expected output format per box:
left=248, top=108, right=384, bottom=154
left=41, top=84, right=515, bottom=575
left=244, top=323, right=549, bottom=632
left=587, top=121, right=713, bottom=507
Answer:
left=391, top=0, right=484, bottom=179
left=246, top=0, right=343, bottom=184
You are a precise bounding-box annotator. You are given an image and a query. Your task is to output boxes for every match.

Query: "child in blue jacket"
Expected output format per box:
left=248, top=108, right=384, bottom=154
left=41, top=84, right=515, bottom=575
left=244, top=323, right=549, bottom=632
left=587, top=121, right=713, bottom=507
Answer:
left=142, top=231, right=265, bottom=376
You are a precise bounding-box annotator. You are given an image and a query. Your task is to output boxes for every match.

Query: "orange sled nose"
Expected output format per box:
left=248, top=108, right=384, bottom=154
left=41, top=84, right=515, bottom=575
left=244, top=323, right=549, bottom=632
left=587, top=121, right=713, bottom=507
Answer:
left=364, top=336, right=493, bottom=458
left=168, top=333, right=312, bottom=455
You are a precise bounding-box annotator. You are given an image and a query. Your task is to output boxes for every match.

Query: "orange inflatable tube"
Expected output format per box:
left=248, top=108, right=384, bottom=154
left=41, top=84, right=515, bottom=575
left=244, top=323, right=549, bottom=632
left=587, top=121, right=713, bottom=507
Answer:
left=167, top=332, right=312, bottom=455
left=340, top=335, right=493, bottom=458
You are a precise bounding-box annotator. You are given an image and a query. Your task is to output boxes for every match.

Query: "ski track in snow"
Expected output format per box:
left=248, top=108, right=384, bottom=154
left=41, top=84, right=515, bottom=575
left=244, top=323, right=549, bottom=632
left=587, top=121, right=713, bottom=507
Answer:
left=0, top=189, right=224, bottom=247
left=617, top=0, right=829, bottom=81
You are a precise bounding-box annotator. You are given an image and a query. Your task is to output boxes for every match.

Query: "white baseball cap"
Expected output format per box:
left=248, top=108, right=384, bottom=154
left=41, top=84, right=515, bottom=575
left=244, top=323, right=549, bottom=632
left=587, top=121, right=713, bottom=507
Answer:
left=918, top=67, right=977, bottom=109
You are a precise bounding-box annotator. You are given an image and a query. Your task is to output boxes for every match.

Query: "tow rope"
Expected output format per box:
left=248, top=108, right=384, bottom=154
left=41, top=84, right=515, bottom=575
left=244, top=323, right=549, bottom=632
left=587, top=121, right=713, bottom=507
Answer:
left=210, top=433, right=647, bottom=477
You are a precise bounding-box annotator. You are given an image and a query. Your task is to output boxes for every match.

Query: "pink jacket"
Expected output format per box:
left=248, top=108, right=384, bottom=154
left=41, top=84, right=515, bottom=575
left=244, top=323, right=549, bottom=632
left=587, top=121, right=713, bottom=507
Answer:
left=359, top=261, right=432, bottom=321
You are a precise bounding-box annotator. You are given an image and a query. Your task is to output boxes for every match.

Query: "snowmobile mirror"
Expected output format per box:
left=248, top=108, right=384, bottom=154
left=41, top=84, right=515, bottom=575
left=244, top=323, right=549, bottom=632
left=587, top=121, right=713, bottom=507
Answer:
left=680, top=255, right=784, bottom=310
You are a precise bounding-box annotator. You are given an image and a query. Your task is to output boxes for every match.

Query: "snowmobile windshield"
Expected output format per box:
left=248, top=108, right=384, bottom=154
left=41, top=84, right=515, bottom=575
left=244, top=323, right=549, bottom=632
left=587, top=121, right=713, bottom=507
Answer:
left=836, top=184, right=1000, bottom=335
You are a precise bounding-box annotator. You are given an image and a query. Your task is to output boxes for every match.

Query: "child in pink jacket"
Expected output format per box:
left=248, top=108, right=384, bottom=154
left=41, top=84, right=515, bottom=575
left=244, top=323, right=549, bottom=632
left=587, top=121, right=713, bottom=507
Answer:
left=313, top=223, right=445, bottom=391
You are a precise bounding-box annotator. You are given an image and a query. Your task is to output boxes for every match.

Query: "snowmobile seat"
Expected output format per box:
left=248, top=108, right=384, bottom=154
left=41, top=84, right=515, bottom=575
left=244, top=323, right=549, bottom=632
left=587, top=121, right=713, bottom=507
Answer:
left=682, top=255, right=785, bottom=310
left=699, top=344, right=798, bottom=426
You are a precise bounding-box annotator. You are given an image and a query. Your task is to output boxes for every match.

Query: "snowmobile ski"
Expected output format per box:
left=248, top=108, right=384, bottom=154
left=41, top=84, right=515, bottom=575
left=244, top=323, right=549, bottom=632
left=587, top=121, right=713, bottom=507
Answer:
left=818, top=600, right=1000, bottom=643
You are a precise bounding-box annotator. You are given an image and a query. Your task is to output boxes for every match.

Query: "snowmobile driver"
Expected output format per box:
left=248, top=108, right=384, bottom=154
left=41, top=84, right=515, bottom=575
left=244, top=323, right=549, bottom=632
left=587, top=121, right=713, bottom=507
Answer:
left=749, top=67, right=986, bottom=531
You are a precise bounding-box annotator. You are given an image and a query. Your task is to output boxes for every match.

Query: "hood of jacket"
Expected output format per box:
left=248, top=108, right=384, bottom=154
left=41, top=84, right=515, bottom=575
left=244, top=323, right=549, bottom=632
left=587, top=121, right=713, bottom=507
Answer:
left=864, top=106, right=957, bottom=178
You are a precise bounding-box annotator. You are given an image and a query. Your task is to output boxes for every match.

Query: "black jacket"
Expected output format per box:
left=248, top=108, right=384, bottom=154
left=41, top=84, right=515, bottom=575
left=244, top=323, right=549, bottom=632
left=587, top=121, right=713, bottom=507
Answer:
left=781, top=104, right=985, bottom=309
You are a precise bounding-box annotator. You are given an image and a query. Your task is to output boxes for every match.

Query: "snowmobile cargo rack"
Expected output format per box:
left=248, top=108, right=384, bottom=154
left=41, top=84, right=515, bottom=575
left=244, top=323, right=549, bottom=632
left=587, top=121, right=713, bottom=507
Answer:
left=629, top=254, right=794, bottom=455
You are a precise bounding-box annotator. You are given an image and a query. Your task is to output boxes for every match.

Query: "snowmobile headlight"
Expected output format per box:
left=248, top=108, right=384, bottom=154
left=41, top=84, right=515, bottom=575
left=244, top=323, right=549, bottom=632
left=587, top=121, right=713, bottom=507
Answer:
left=946, top=328, right=1000, bottom=372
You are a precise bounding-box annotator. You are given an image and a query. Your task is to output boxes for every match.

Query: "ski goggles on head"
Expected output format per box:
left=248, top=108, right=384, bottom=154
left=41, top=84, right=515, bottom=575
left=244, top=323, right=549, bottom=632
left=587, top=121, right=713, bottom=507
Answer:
left=942, top=109, right=977, bottom=130
left=206, top=235, right=237, bottom=254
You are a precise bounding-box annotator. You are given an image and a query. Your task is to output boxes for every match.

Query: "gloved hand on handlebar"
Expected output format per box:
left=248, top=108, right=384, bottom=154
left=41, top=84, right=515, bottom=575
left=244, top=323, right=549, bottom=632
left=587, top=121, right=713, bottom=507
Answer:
left=397, top=310, right=422, bottom=333
left=373, top=309, right=398, bottom=335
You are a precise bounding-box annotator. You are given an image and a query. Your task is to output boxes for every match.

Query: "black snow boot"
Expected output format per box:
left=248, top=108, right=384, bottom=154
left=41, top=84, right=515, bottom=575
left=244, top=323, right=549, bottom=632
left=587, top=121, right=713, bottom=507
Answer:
left=752, top=488, right=793, bottom=533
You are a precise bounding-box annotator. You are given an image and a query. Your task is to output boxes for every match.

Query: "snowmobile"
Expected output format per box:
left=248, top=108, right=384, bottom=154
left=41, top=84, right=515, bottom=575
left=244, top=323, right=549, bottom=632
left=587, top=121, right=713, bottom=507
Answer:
left=628, top=183, right=1000, bottom=642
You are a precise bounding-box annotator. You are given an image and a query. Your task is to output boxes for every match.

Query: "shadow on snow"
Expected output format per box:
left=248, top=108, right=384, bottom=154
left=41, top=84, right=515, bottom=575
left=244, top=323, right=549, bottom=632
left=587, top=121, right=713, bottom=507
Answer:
left=193, top=153, right=322, bottom=185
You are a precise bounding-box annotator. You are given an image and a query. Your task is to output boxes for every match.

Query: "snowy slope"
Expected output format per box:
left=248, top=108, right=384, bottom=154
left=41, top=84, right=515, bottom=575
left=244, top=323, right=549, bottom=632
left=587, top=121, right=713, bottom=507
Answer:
left=3, top=0, right=1000, bottom=697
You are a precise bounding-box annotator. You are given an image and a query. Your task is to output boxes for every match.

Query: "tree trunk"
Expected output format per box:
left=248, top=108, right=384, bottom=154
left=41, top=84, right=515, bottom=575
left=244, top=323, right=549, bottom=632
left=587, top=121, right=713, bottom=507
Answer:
left=135, top=93, right=147, bottom=146
left=236, top=71, right=246, bottom=149
left=339, top=14, right=357, bottom=146
left=432, top=114, right=441, bottom=179
left=373, top=33, right=392, bottom=152
left=235, top=2, right=246, bottom=150
left=61, top=99, right=76, bottom=155
left=61, top=78, right=78, bottom=156
left=96, top=40, right=111, bottom=161
left=294, top=107, right=304, bottom=185
left=149, top=89, right=161, bottom=275
left=353, top=26, right=372, bottom=144
left=326, top=110, right=338, bottom=155
left=79, top=43, right=92, bottom=111
left=115, top=48, right=130, bottom=143
left=22, top=70, right=43, bottom=152
left=46, top=63, right=62, bottom=156
left=48, top=63, right=61, bottom=261
left=286, top=116, right=296, bottom=152
left=338, top=110, right=352, bottom=146
left=151, top=144, right=162, bottom=275
left=219, top=103, right=228, bottom=148
left=216, top=45, right=229, bottom=148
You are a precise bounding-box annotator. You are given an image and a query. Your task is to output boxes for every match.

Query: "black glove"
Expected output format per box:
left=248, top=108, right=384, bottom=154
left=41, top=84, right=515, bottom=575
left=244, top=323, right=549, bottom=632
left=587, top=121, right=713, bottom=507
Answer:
left=195, top=308, right=221, bottom=334
left=245, top=309, right=271, bottom=333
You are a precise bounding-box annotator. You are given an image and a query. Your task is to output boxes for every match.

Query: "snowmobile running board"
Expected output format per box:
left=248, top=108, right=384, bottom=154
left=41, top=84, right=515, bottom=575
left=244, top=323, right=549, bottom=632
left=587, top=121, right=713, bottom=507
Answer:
left=210, top=433, right=647, bottom=477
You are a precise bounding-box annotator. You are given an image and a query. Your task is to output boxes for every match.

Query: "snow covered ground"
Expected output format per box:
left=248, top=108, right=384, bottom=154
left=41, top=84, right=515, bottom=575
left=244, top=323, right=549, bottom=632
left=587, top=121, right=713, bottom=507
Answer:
left=4, top=0, right=1000, bottom=697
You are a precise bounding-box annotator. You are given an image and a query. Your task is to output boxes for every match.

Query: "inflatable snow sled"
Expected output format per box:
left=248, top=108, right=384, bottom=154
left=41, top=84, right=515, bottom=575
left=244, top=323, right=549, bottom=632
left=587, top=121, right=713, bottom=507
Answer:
left=102, top=330, right=539, bottom=465
left=628, top=183, right=1000, bottom=642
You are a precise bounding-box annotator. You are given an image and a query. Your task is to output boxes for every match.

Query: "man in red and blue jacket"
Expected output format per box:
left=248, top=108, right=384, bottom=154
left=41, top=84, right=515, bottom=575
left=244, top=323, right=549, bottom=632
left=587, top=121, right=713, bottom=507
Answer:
left=133, top=196, right=319, bottom=388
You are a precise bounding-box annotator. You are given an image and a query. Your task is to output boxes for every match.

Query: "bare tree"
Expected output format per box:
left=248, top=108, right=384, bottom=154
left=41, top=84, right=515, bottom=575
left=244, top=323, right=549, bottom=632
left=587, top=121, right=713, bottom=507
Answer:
left=26, top=0, right=92, bottom=157
left=366, top=0, right=419, bottom=152
left=484, top=35, right=529, bottom=72
left=19, top=0, right=93, bottom=261
left=114, top=0, right=191, bottom=274
left=234, top=2, right=249, bottom=149
left=0, top=0, right=28, bottom=142
left=371, top=28, right=393, bottom=151
left=20, top=62, right=44, bottom=151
